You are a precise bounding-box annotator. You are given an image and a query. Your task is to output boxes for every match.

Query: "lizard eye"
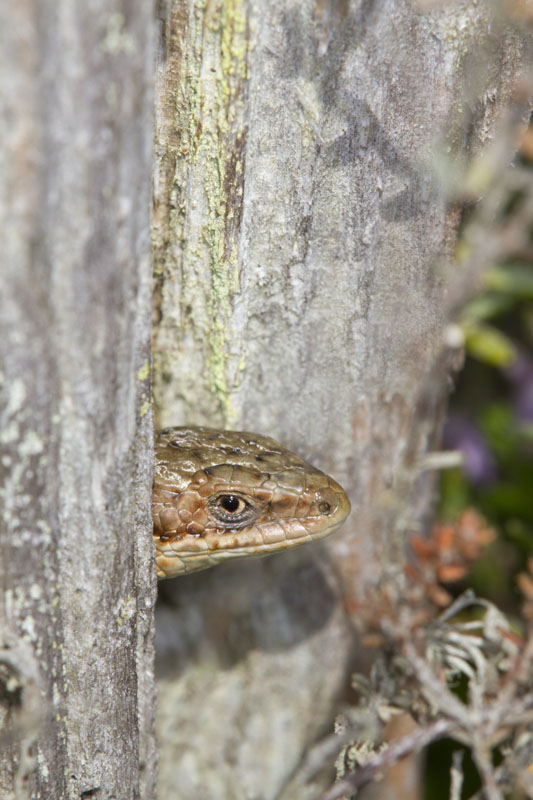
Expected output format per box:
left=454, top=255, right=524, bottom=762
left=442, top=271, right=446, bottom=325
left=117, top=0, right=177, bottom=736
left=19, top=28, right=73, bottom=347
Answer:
left=209, top=493, right=258, bottom=528
left=218, top=494, right=245, bottom=513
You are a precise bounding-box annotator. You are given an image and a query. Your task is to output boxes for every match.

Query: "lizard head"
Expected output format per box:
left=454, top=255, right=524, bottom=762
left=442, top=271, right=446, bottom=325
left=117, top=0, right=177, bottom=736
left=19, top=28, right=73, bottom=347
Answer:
left=153, top=426, right=351, bottom=578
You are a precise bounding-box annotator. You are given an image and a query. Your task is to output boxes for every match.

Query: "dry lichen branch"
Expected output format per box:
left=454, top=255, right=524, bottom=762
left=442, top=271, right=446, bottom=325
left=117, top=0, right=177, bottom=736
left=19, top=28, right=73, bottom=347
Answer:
left=318, top=592, right=533, bottom=799
left=316, top=540, right=533, bottom=800
left=320, top=719, right=453, bottom=800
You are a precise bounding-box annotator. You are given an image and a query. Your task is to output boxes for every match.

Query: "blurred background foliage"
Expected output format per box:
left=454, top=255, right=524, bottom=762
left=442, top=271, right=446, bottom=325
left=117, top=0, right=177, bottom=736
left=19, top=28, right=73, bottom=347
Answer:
left=424, top=113, right=533, bottom=800
left=439, top=121, right=533, bottom=620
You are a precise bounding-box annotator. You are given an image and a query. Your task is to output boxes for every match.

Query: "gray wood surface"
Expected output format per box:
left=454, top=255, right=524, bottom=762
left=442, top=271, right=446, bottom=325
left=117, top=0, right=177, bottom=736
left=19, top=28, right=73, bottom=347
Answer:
left=0, top=3, right=156, bottom=798
left=0, top=1, right=528, bottom=798
left=152, top=2, right=529, bottom=798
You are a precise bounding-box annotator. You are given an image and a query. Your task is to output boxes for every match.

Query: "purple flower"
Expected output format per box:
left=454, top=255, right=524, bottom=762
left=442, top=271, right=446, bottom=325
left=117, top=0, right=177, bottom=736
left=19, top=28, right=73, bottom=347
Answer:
left=443, top=415, right=498, bottom=486
left=505, top=354, right=533, bottom=423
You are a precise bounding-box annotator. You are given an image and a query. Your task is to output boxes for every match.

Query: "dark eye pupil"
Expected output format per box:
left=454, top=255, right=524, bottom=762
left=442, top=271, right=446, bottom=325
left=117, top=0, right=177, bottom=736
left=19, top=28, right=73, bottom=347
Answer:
left=220, top=495, right=240, bottom=512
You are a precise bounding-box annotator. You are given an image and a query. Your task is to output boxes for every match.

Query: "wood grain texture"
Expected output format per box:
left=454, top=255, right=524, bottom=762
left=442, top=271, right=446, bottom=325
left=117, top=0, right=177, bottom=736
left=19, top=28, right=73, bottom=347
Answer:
left=0, top=2, right=156, bottom=797
left=150, top=0, right=524, bottom=800
left=152, top=1, right=530, bottom=798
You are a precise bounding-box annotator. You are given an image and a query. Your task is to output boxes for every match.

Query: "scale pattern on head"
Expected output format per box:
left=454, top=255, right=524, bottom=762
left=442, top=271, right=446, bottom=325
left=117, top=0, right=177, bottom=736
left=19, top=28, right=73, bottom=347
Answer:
left=152, top=426, right=351, bottom=578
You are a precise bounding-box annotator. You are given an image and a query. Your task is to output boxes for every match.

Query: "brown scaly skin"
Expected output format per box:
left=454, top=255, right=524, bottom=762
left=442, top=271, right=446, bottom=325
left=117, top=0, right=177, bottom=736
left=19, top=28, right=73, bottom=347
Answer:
left=153, top=426, right=351, bottom=578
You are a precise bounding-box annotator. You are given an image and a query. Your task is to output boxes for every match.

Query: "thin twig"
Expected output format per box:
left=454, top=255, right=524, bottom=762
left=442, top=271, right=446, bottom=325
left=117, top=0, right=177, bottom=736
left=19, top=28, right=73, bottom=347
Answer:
left=449, top=750, right=464, bottom=800
left=291, top=726, right=362, bottom=785
left=318, top=718, right=453, bottom=800
left=470, top=737, right=503, bottom=800
left=402, top=643, right=471, bottom=725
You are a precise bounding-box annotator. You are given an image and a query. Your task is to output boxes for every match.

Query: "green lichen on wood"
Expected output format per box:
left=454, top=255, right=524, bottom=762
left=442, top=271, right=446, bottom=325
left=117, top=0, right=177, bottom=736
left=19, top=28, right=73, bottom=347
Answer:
left=195, top=0, right=248, bottom=422
left=153, top=0, right=249, bottom=426
left=136, top=360, right=150, bottom=382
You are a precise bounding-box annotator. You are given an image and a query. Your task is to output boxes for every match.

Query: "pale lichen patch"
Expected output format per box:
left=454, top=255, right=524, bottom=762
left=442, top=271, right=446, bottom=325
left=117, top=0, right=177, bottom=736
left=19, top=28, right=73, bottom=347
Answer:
left=21, top=614, right=37, bottom=642
left=29, top=584, right=43, bottom=601
left=19, top=430, right=44, bottom=457
left=137, top=360, right=150, bottom=382
left=6, top=377, right=27, bottom=416
left=0, top=421, right=20, bottom=445
left=101, top=12, right=136, bottom=55
left=116, top=594, right=136, bottom=627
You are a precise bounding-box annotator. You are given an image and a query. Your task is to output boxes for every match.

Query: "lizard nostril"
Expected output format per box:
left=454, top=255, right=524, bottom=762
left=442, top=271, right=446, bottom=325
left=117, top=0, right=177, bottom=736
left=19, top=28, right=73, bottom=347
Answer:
left=314, top=486, right=343, bottom=516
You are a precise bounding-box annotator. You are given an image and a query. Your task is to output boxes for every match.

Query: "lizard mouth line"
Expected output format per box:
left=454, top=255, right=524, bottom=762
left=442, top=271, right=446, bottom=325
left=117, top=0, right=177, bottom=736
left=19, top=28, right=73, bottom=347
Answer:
left=154, top=516, right=350, bottom=577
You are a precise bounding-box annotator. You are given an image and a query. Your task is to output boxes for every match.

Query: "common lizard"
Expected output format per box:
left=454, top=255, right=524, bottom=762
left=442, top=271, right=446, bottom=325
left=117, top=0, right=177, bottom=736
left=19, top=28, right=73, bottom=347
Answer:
left=153, top=426, right=351, bottom=578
